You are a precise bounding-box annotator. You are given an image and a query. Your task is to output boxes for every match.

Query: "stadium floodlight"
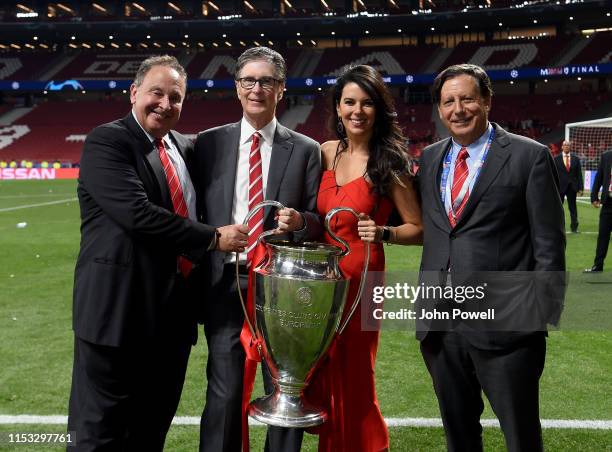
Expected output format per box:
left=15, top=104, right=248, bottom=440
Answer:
left=565, top=117, right=612, bottom=171
left=168, top=2, right=181, bottom=13
left=92, top=3, right=107, bottom=13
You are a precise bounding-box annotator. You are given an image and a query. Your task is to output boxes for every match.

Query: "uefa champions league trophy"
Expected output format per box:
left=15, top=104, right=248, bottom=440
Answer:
left=237, top=200, right=370, bottom=428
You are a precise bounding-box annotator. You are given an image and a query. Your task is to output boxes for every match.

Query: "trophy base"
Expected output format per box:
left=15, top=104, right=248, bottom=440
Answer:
left=248, top=392, right=327, bottom=428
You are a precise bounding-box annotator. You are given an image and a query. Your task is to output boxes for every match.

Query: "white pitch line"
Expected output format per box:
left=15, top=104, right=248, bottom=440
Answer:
left=1, top=415, right=611, bottom=430
left=0, top=193, right=74, bottom=199
left=0, top=198, right=77, bottom=213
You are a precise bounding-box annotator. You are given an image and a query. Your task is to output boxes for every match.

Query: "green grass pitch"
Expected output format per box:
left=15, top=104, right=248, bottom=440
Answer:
left=0, top=180, right=610, bottom=451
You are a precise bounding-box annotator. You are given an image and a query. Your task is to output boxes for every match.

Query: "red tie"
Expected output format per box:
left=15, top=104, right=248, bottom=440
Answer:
left=246, top=132, right=264, bottom=267
left=449, top=147, right=470, bottom=227
left=155, top=138, right=192, bottom=277
left=565, top=154, right=570, bottom=172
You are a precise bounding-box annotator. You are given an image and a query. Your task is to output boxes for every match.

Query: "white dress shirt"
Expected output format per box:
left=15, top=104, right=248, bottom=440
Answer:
left=131, top=110, right=196, bottom=221
left=227, top=117, right=276, bottom=263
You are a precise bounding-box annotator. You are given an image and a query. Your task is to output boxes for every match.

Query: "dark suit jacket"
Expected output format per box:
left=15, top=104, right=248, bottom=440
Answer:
left=192, top=121, right=322, bottom=290
left=73, top=113, right=216, bottom=347
left=417, top=123, right=566, bottom=348
left=554, top=153, right=583, bottom=193
left=591, top=150, right=612, bottom=204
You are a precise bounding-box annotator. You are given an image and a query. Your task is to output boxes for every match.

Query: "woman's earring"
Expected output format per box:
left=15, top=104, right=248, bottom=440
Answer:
left=337, top=117, right=345, bottom=136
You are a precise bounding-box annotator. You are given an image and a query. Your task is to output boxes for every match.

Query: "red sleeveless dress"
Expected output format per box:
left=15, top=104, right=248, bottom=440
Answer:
left=305, top=169, right=393, bottom=452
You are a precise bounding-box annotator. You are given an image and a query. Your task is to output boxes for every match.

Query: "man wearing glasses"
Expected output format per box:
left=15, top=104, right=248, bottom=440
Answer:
left=192, top=46, right=321, bottom=452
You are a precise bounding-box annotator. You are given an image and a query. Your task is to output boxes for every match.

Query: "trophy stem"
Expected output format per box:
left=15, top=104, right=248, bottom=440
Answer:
left=248, top=382, right=328, bottom=428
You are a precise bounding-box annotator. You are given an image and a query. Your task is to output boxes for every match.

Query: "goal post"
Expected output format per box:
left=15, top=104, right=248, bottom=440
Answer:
left=565, top=117, right=612, bottom=173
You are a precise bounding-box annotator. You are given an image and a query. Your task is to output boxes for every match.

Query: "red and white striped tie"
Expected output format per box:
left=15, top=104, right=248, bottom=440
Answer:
left=246, top=132, right=264, bottom=267
left=155, top=138, right=192, bottom=277
left=448, top=147, right=470, bottom=227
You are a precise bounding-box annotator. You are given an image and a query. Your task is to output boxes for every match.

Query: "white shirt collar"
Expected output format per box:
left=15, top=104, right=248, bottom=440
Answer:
left=240, top=116, right=277, bottom=146
left=451, top=122, right=492, bottom=157
left=131, top=110, right=171, bottom=146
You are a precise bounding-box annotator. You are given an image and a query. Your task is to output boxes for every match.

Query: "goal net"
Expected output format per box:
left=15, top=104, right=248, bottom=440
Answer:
left=565, top=117, right=612, bottom=172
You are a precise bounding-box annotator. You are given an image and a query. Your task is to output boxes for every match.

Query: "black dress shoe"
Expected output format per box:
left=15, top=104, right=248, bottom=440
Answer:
left=583, top=266, right=603, bottom=273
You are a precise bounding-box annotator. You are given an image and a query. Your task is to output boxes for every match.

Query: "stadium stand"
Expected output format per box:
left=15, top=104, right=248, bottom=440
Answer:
left=0, top=52, right=58, bottom=80
left=569, top=31, right=612, bottom=64
left=51, top=51, right=180, bottom=80
left=441, top=36, right=569, bottom=70
left=0, top=96, right=285, bottom=163
left=311, top=45, right=441, bottom=77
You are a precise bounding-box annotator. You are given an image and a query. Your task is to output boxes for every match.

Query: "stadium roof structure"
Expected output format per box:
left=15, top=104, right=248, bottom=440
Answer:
left=0, top=0, right=609, bottom=45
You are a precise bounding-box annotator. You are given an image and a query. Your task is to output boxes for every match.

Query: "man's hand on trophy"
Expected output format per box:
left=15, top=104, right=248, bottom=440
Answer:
left=216, top=224, right=249, bottom=252
left=274, top=208, right=305, bottom=233
left=357, top=213, right=380, bottom=243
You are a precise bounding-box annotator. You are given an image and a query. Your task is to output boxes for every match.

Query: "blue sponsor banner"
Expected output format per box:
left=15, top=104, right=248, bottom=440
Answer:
left=1, top=63, right=611, bottom=92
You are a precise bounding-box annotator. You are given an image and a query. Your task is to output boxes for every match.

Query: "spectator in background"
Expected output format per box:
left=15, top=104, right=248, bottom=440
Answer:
left=548, top=143, right=559, bottom=156
left=554, top=140, right=583, bottom=233
left=584, top=150, right=612, bottom=273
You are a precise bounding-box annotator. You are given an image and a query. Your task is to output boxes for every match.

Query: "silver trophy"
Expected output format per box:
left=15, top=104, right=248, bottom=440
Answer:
left=238, top=200, right=370, bottom=428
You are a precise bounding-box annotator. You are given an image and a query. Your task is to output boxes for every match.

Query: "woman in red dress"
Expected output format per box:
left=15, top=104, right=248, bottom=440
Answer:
left=306, top=65, right=422, bottom=451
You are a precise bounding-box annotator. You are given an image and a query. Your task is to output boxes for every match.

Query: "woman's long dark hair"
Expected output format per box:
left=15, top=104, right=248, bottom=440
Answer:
left=328, top=65, right=412, bottom=197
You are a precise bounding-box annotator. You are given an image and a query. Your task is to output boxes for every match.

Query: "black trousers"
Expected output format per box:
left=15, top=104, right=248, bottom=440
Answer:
left=262, top=362, right=304, bottom=452
left=67, top=331, right=192, bottom=451
left=199, top=265, right=303, bottom=452
left=200, top=266, right=247, bottom=452
left=594, top=200, right=612, bottom=269
left=420, top=332, right=546, bottom=452
left=560, top=189, right=579, bottom=231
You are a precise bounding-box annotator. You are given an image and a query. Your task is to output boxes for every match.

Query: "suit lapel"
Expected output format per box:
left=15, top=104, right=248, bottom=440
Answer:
left=123, top=113, right=172, bottom=209
left=429, top=138, right=453, bottom=231
left=221, top=122, right=241, bottom=224
left=454, top=123, right=511, bottom=228
left=265, top=123, right=293, bottom=224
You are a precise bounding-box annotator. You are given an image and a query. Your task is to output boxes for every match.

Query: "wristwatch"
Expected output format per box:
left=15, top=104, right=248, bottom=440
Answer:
left=211, top=228, right=222, bottom=250
left=381, top=226, right=391, bottom=243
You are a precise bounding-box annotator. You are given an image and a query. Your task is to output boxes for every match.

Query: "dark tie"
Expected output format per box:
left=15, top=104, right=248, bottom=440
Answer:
left=155, top=138, right=192, bottom=277
left=449, top=147, right=470, bottom=227
left=246, top=132, right=264, bottom=267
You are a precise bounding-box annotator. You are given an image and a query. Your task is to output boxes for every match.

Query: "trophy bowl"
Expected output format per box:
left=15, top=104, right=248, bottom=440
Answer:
left=249, top=240, right=348, bottom=427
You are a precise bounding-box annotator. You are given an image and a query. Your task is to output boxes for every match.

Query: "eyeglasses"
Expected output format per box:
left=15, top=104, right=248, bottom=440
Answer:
left=236, top=77, right=281, bottom=90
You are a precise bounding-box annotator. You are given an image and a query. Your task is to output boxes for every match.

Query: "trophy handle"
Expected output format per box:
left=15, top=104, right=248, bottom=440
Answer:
left=324, top=207, right=371, bottom=335
left=236, top=200, right=286, bottom=340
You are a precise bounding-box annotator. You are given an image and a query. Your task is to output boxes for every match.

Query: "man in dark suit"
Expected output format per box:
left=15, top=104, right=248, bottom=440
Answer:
left=554, top=140, right=583, bottom=232
left=417, top=64, right=565, bottom=452
left=192, top=47, right=321, bottom=452
left=68, top=55, right=245, bottom=451
left=584, top=150, right=612, bottom=272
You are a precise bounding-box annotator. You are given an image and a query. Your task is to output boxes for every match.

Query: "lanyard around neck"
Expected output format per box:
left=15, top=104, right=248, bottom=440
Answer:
left=440, top=127, right=495, bottom=218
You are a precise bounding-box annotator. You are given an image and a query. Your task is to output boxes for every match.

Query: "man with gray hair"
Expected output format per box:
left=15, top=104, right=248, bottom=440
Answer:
left=192, top=46, right=321, bottom=452
left=68, top=55, right=244, bottom=450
